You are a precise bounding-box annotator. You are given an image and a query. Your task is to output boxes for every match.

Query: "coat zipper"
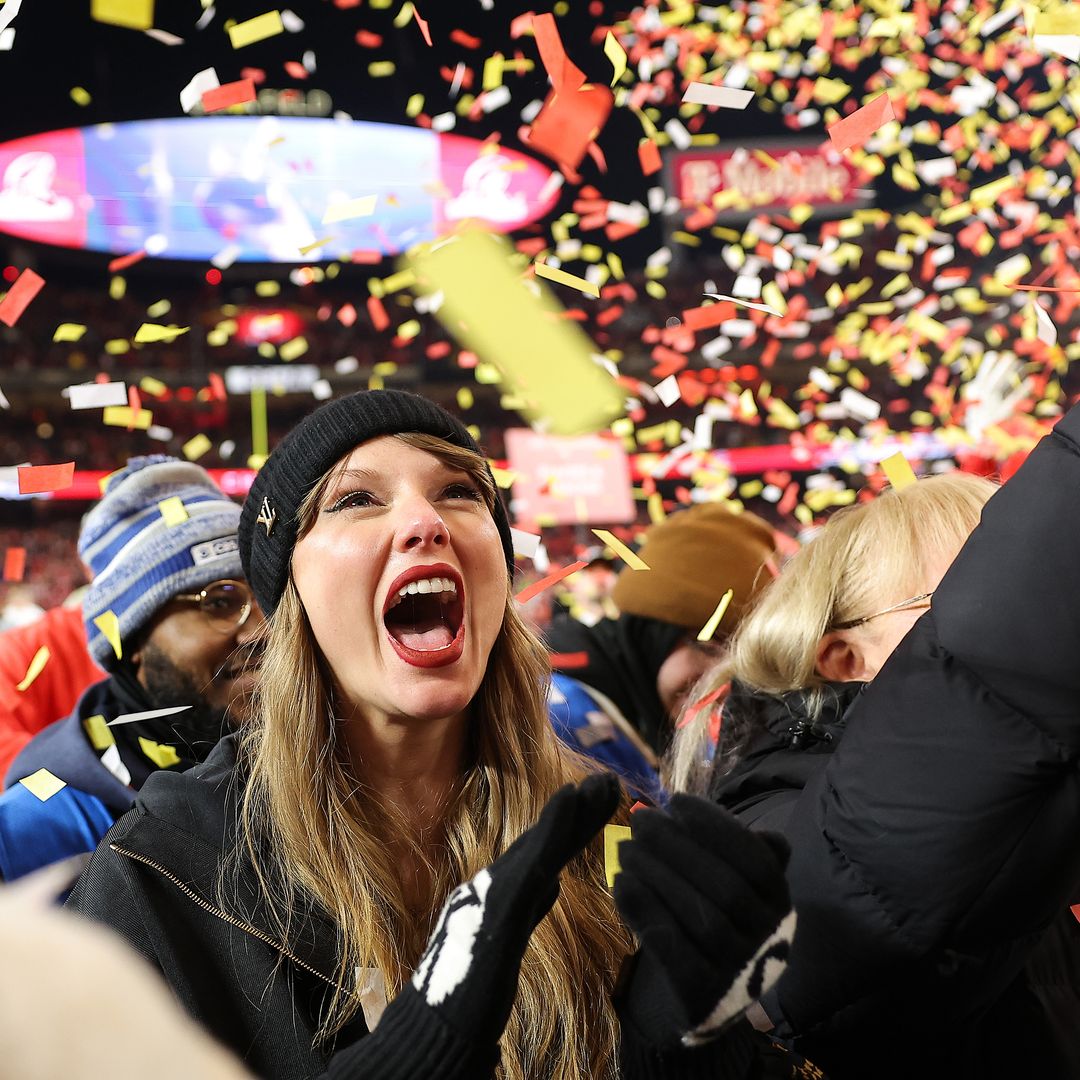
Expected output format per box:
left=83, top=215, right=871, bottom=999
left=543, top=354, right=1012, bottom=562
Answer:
left=110, top=843, right=345, bottom=992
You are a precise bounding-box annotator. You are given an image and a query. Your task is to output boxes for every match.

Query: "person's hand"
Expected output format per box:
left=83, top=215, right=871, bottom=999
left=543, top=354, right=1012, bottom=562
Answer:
left=613, top=795, right=796, bottom=1050
left=332, top=773, right=621, bottom=1079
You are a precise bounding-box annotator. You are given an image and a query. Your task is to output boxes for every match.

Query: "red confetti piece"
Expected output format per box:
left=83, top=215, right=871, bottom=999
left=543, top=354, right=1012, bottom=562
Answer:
left=0, top=268, right=44, bottom=327
left=532, top=12, right=585, bottom=92
left=17, top=462, right=75, bottom=495
left=550, top=651, right=590, bottom=669
left=638, top=138, right=662, bottom=176
left=201, top=78, right=257, bottom=113
left=515, top=561, right=588, bottom=604
left=108, top=249, right=147, bottom=272
left=527, top=84, right=614, bottom=175
left=367, top=295, right=390, bottom=331
left=827, top=93, right=896, bottom=153
left=449, top=28, right=481, bottom=49
left=413, top=8, right=432, bottom=46
left=3, top=548, right=26, bottom=582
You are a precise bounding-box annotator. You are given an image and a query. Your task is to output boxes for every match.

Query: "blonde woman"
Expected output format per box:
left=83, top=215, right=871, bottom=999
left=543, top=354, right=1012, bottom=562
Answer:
left=670, top=440, right=1080, bottom=1079
left=67, top=391, right=800, bottom=1080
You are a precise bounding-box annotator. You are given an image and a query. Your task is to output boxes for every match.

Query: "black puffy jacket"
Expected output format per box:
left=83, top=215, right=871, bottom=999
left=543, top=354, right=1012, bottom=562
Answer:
left=708, top=407, right=1080, bottom=1079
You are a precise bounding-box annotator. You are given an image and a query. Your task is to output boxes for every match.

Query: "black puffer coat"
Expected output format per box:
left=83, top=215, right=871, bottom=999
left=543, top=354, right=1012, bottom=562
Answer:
left=707, top=406, right=1080, bottom=1080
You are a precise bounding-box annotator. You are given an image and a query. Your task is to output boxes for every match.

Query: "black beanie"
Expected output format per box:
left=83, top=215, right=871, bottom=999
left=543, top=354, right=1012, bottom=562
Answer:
left=239, top=390, right=515, bottom=617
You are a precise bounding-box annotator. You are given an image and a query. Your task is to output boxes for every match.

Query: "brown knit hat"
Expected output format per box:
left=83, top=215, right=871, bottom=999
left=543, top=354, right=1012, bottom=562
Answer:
left=610, top=503, right=776, bottom=636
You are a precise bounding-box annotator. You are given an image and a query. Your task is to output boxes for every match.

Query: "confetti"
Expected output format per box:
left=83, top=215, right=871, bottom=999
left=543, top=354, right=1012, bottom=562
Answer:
left=134, top=323, right=189, bottom=343
left=107, top=705, right=191, bottom=727
left=604, top=31, right=627, bottom=86
left=53, top=323, right=87, bottom=342
left=15, top=647, right=50, bottom=693
left=93, top=611, right=123, bottom=661
left=533, top=261, right=601, bottom=298
left=604, top=823, right=632, bottom=888
left=250, top=386, right=269, bottom=464
left=227, top=10, right=284, bottom=49
left=180, top=67, right=219, bottom=113
left=17, top=462, right=74, bottom=494
left=138, top=737, right=181, bottom=768
left=697, top=589, right=734, bottom=643
left=681, top=83, right=754, bottom=109
left=91, top=0, right=153, bottom=31
left=827, top=94, right=896, bottom=153
left=18, top=767, right=65, bottom=802
left=591, top=529, right=650, bottom=570
left=182, top=433, right=213, bottom=460
left=510, top=527, right=542, bottom=558
left=3, top=547, right=25, bottom=581
left=201, top=78, right=257, bottom=113
left=407, top=231, right=623, bottom=436
left=103, top=406, right=153, bottom=429
left=83, top=714, right=115, bottom=751
left=157, top=496, right=189, bottom=526
left=0, top=268, right=44, bottom=327
left=322, top=195, right=378, bottom=224
left=880, top=452, right=919, bottom=491
left=514, top=560, right=589, bottom=603
left=68, top=382, right=127, bottom=410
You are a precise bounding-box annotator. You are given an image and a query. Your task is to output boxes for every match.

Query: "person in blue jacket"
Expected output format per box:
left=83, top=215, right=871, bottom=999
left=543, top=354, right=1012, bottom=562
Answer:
left=0, top=455, right=263, bottom=881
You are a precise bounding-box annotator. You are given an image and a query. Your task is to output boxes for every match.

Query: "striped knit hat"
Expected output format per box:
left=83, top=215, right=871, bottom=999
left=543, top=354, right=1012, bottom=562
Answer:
left=79, top=456, right=243, bottom=669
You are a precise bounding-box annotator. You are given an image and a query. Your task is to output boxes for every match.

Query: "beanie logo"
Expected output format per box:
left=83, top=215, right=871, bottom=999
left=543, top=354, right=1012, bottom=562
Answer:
left=256, top=496, right=276, bottom=538
left=191, top=536, right=240, bottom=566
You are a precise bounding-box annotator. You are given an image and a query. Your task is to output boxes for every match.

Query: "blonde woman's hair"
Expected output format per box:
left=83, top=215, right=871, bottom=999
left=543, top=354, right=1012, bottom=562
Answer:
left=235, top=433, right=631, bottom=1079
left=667, top=471, right=998, bottom=796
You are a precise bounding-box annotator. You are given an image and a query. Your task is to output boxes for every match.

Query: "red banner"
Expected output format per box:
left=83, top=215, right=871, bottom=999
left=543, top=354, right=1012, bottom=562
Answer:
left=671, top=143, right=870, bottom=218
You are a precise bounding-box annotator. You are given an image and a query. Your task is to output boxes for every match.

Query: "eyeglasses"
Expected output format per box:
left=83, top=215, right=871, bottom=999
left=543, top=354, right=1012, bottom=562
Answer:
left=174, top=580, right=254, bottom=634
left=832, top=591, right=934, bottom=631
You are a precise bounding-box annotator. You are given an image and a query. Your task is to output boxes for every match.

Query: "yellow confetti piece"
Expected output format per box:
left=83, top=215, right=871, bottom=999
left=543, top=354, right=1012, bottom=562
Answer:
left=604, top=31, right=627, bottom=85
left=71, top=86, right=93, bottom=105
left=139, top=376, right=168, bottom=396
left=53, top=323, right=87, bottom=342
left=406, top=93, right=425, bottom=118
left=91, top=0, right=153, bottom=31
left=406, top=231, right=623, bottom=437
left=380, top=268, right=417, bottom=294
left=251, top=386, right=268, bottom=460
left=228, top=9, right=284, bottom=48
left=298, top=237, right=333, bottom=256
left=604, top=823, right=632, bottom=888
left=18, top=768, right=66, bottom=803
left=533, top=261, right=600, bottom=298
left=647, top=491, right=666, bottom=524
left=482, top=54, right=505, bottom=90
left=255, top=280, right=281, bottom=297
left=83, top=714, right=116, bottom=751
left=93, top=611, right=123, bottom=661
left=158, top=495, right=189, bottom=526
left=592, top=529, right=650, bottom=570
left=697, top=588, right=734, bottom=642
left=880, top=452, right=918, bottom=491
left=103, top=406, right=153, bottom=429
left=368, top=61, right=397, bottom=77
left=134, top=323, right=189, bottom=344
left=138, top=737, right=181, bottom=768
left=322, top=195, right=378, bottom=224
left=752, top=149, right=780, bottom=170
left=183, top=433, right=213, bottom=461
left=279, top=336, right=309, bottom=362
left=15, top=646, right=50, bottom=692
left=105, top=339, right=130, bottom=355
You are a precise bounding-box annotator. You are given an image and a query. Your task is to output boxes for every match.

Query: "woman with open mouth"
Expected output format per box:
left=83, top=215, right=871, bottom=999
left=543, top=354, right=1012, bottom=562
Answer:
left=66, top=389, right=800, bottom=1080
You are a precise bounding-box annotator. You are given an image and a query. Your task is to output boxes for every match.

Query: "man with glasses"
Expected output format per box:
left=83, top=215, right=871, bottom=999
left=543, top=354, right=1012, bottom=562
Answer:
left=0, top=456, right=263, bottom=882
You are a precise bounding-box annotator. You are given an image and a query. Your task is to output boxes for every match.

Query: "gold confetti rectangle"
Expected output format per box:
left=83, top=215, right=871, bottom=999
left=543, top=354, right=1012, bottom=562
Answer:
left=880, top=451, right=918, bottom=490
left=16, top=646, right=50, bottom=692
left=406, top=231, right=623, bottom=436
left=322, top=195, right=377, bottom=224
left=228, top=10, right=284, bottom=49
left=182, top=433, right=213, bottom=460
left=592, top=529, right=650, bottom=570
left=19, top=768, right=66, bottom=802
left=604, top=824, right=632, bottom=888
left=533, top=261, right=601, bottom=298
left=697, top=588, right=734, bottom=642
left=158, top=496, right=189, bottom=526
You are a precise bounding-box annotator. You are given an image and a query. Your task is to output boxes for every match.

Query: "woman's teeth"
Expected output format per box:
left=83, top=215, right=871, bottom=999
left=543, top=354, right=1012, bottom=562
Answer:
left=396, top=577, right=458, bottom=600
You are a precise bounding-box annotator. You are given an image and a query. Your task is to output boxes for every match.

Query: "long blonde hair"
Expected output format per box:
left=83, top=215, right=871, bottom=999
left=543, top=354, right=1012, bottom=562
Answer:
left=236, top=433, right=631, bottom=1079
left=667, top=472, right=997, bottom=795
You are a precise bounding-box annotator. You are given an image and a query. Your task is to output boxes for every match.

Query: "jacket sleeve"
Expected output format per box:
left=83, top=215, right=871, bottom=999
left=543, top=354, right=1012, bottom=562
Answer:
left=773, top=405, right=1080, bottom=1036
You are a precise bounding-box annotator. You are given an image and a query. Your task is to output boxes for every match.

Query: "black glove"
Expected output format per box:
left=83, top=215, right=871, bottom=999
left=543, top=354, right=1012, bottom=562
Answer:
left=327, top=773, right=620, bottom=1080
left=613, top=795, right=795, bottom=1051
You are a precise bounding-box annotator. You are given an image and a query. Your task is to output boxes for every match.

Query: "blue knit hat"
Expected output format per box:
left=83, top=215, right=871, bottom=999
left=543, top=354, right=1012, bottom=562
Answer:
left=79, top=456, right=243, bottom=669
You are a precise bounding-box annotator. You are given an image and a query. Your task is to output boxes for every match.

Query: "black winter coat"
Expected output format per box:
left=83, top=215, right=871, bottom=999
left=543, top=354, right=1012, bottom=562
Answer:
left=66, top=735, right=808, bottom=1080
left=708, top=405, right=1080, bottom=1079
